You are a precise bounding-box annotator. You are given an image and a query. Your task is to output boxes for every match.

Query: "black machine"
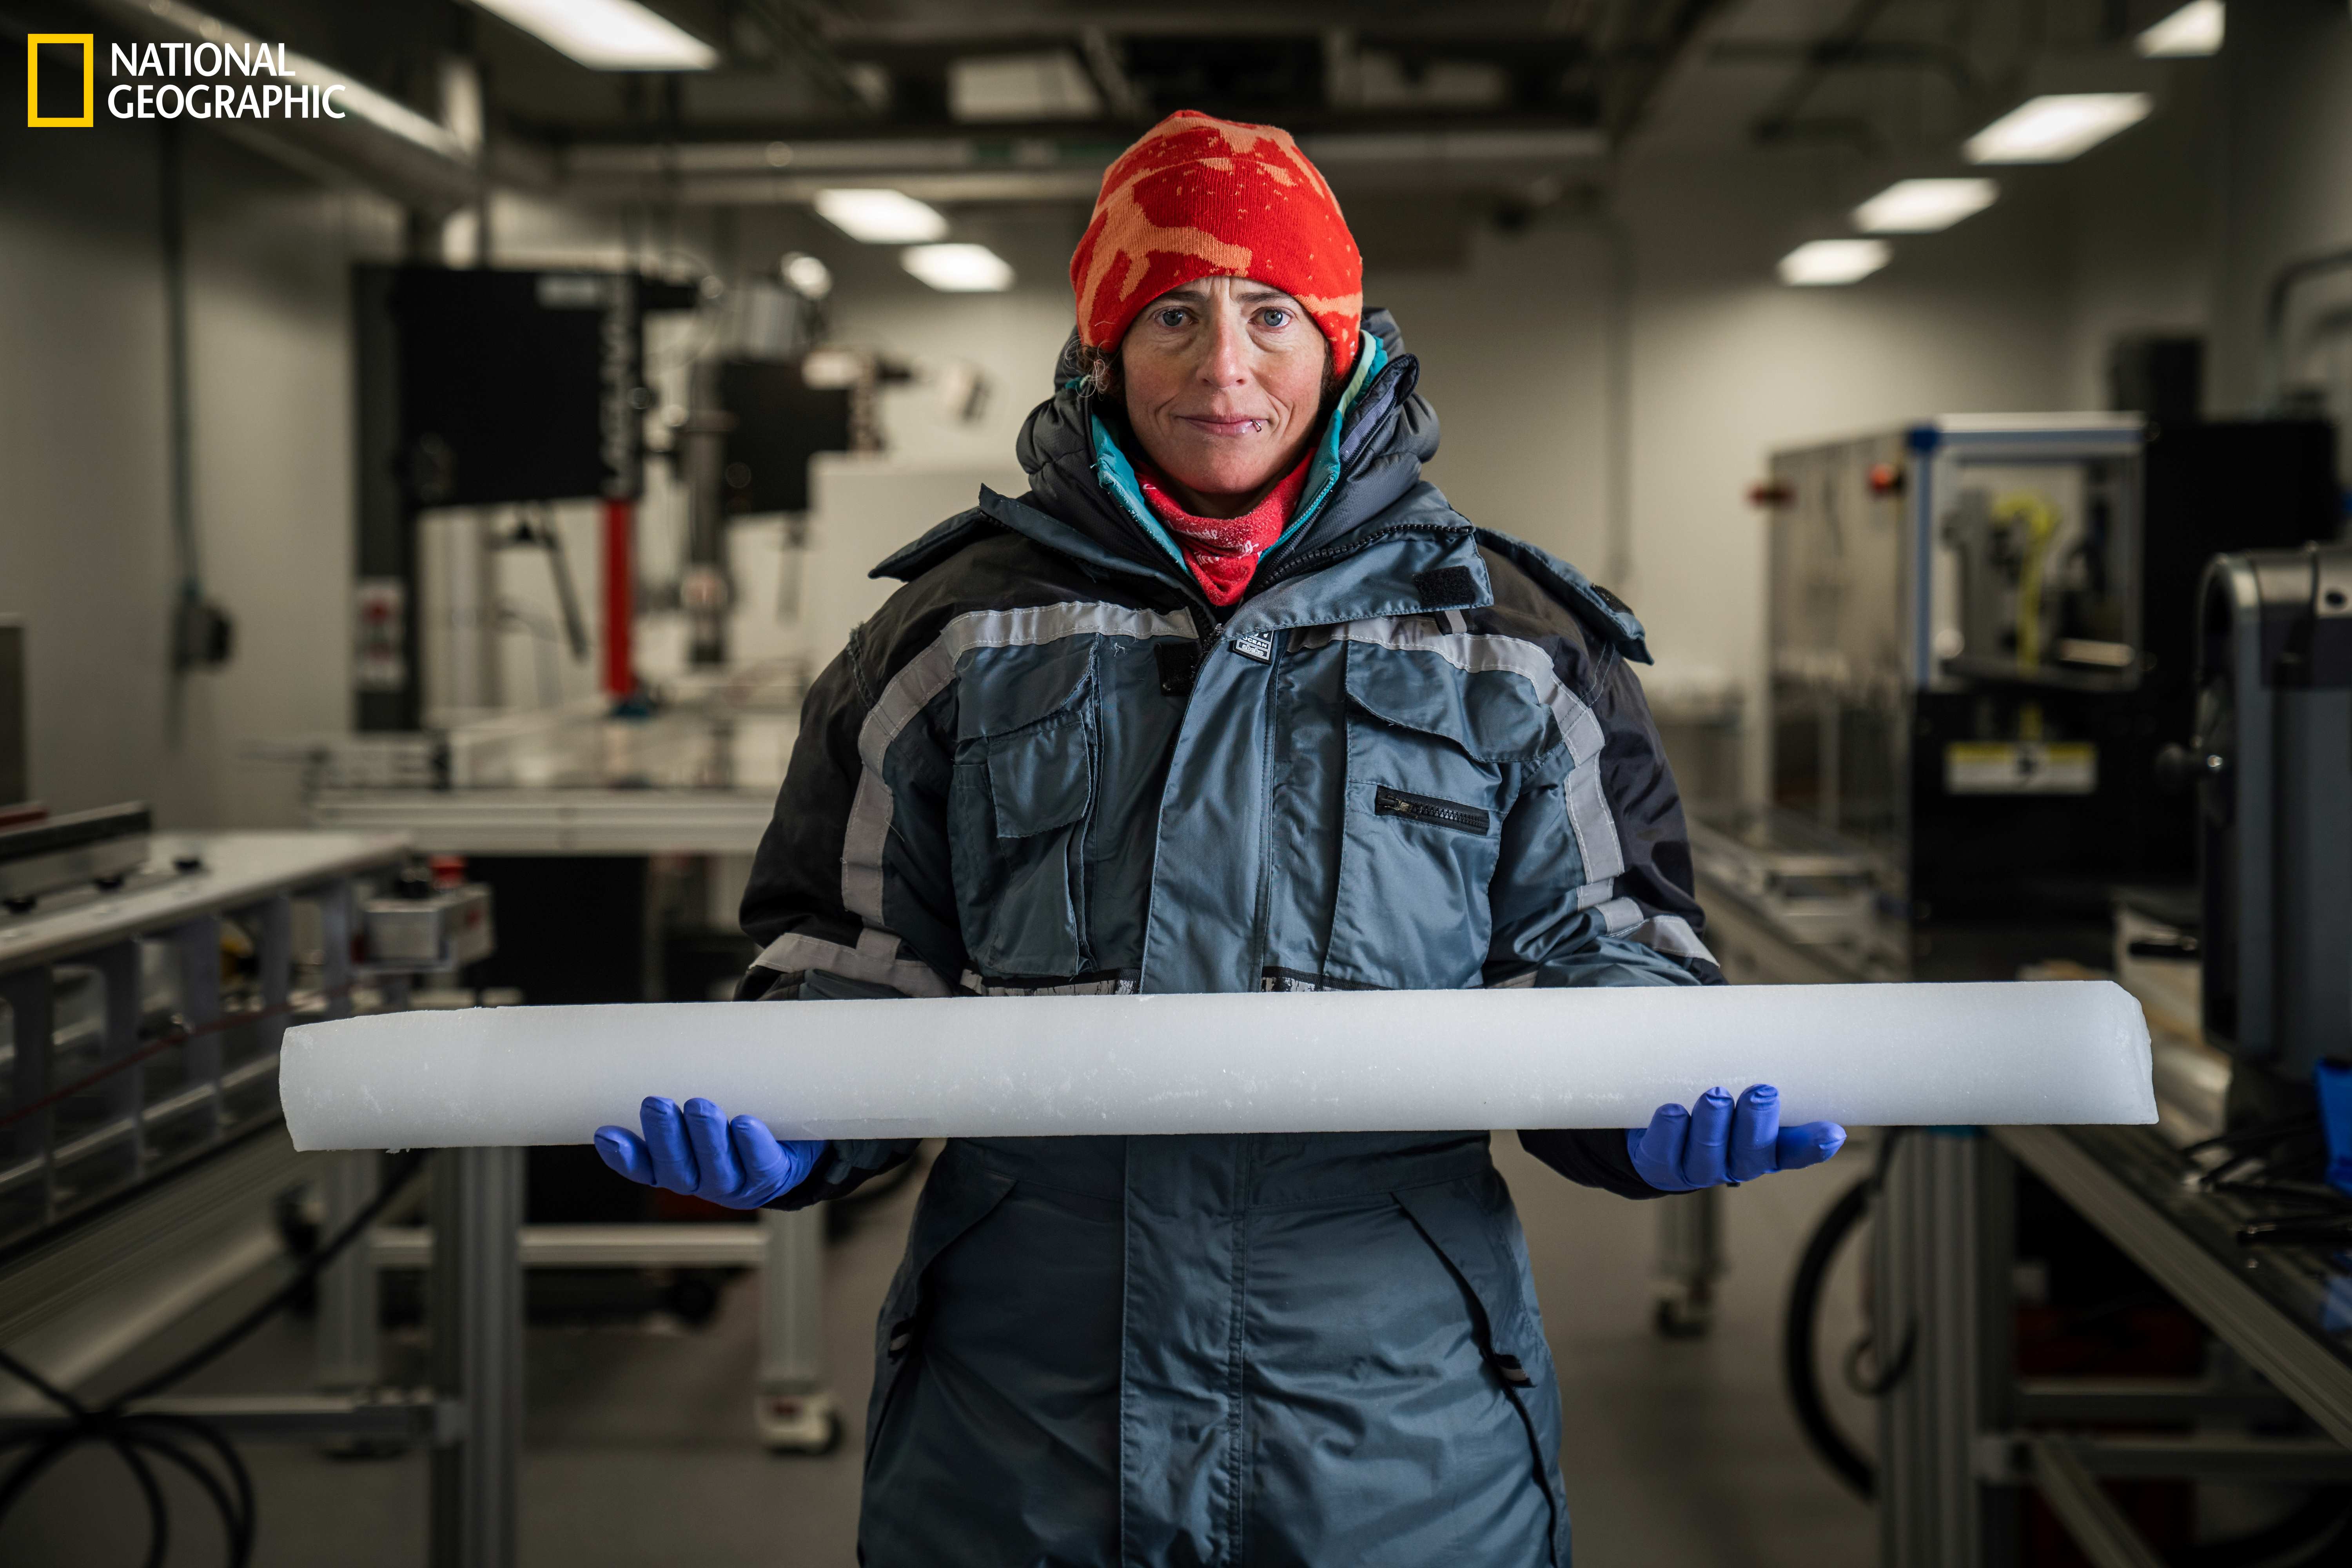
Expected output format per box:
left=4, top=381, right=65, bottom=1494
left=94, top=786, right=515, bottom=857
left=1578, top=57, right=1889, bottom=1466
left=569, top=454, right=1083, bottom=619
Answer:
left=2186, top=541, right=2352, bottom=1099
left=717, top=358, right=857, bottom=518
left=382, top=267, right=647, bottom=509
left=352, top=265, right=866, bottom=720
left=352, top=264, right=670, bottom=732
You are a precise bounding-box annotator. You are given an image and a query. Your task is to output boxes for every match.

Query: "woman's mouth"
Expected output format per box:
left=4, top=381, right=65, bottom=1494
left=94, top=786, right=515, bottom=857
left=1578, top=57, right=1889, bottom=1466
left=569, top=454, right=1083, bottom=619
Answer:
left=1178, top=414, right=1271, bottom=437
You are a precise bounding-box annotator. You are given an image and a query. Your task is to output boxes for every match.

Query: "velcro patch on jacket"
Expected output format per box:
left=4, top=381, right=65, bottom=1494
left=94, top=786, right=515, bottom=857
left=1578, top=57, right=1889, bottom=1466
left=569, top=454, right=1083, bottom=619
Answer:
left=1156, top=642, right=1200, bottom=694
left=1589, top=581, right=1635, bottom=619
left=1374, top=784, right=1490, bottom=834
left=1412, top=566, right=1479, bottom=608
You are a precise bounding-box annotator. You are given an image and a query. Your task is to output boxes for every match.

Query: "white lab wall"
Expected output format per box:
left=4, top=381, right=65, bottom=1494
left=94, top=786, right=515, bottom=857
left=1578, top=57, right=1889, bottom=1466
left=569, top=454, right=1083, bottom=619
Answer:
left=1373, top=225, right=1614, bottom=576
left=725, top=456, right=1029, bottom=684
left=0, top=129, right=398, bottom=826
left=181, top=147, right=399, bottom=826
left=2209, top=0, right=2352, bottom=422
left=2052, top=64, right=2218, bottom=411
left=0, top=126, right=174, bottom=820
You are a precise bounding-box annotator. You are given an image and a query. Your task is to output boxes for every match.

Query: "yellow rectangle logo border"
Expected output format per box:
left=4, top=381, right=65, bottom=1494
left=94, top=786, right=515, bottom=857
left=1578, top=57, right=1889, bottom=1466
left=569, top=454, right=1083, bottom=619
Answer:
left=27, top=33, right=95, bottom=128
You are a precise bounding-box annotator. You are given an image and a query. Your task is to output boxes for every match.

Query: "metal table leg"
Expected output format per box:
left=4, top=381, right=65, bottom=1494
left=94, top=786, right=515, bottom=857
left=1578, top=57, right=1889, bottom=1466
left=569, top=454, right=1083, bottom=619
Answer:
left=89, top=941, right=145, bottom=1183
left=312, top=877, right=385, bottom=1399
left=1877, top=1128, right=2017, bottom=1568
left=315, top=1151, right=384, bottom=1393
left=1653, top=1186, right=1722, bottom=1337
left=1, top=967, right=54, bottom=1222
left=171, top=915, right=223, bottom=1142
left=755, top=1205, right=838, bottom=1452
left=432, top=1145, right=522, bottom=1568
left=314, top=878, right=356, bottom=1022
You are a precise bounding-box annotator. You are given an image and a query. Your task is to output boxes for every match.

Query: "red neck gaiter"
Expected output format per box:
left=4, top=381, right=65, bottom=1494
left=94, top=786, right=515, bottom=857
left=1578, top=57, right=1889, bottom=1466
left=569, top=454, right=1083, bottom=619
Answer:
left=1136, top=454, right=1314, bottom=607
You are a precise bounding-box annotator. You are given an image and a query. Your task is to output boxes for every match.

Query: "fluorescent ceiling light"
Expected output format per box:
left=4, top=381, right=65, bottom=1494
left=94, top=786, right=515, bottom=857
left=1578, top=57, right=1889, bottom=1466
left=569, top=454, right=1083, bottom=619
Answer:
left=779, top=252, right=833, bottom=300
left=948, top=52, right=1102, bottom=121
left=815, top=189, right=949, bottom=244
left=2136, top=1, right=2224, bottom=58
left=902, top=243, right=1014, bottom=292
left=471, top=0, right=717, bottom=71
left=1964, top=94, right=2152, bottom=164
left=1779, top=239, right=1891, bottom=287
left=1853, top=178, right=2000, bottom=234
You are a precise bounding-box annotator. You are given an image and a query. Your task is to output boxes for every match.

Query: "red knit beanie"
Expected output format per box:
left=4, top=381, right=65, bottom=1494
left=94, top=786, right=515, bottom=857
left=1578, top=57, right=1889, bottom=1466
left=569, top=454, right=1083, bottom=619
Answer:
left=1071, top=110, right=1363, bottom=380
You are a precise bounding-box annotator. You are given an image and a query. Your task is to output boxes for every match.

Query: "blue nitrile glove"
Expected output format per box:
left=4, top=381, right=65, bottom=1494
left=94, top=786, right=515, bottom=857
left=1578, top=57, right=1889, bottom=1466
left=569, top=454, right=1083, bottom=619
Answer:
left=1626, top=1083, right=1845, bottom=1192
left=593, top=1096, right=825, bottom=1208
left=2316, top=1062, right=2352, bottom=1199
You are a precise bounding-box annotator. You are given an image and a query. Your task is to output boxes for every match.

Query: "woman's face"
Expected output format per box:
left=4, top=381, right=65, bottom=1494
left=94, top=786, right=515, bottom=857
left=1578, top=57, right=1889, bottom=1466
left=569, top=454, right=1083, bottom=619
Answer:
left=1118, top=276, right=1330, bottom=517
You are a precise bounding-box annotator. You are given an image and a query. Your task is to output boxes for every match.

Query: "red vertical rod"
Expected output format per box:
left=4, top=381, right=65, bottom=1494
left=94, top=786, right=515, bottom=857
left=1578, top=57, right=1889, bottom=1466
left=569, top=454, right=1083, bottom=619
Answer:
left=602, top=499, right=635, bottom=698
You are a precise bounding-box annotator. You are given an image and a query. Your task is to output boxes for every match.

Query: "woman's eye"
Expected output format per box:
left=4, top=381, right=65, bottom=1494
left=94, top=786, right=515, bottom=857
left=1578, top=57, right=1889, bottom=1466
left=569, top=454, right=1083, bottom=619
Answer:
left=1155, top=308, right=1189, bottom=328
left=1258, top=308, right=1293, bottom=328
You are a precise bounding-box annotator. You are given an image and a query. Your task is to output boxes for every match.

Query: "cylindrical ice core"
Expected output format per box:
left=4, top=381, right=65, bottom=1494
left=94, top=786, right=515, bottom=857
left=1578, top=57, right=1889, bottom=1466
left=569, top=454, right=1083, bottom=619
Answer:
left=278, top=982, right=2154, bottom=1151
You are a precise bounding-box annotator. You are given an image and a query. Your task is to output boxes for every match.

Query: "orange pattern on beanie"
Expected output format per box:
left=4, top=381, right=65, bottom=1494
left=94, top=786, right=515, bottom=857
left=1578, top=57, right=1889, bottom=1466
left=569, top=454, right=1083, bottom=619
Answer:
left=1070, top=110, right=1363, bottom=379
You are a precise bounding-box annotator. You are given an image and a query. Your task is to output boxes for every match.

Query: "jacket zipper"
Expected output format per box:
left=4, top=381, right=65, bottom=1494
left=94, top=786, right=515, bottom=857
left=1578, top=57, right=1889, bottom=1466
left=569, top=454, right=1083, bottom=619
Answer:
left=1373, top=784, right=1491, bottom=835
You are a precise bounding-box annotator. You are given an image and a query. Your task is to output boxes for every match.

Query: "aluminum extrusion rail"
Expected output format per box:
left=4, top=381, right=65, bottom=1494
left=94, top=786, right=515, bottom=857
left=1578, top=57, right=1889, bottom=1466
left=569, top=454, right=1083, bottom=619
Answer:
left=1995, top=1123, right=2352, bottom=1448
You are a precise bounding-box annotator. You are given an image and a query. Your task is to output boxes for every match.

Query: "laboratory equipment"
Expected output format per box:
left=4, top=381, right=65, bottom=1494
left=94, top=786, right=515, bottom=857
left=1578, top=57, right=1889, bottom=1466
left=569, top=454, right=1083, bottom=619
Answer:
left=0, top=803, right=153, bottom=912
left=2186, top=541, right=2352, bottom=1095
left=1750, top=414, right=2339, bottom=979
left=364, top=877, right=496, bottom=970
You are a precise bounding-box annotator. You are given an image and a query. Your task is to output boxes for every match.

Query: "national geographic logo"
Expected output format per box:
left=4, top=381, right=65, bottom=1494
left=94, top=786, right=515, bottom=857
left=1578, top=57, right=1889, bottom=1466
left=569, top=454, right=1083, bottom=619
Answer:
left=26, top=35, right=94, bottom=128
left=26, top=35, right=349, bottom=127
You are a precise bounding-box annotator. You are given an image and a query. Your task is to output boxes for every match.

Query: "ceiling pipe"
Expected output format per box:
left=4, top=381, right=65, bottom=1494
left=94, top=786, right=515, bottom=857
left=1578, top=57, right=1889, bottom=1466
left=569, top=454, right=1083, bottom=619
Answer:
left=558, top=127, right=1606, bottom=206
left=82, top=0, right=479, bottom=216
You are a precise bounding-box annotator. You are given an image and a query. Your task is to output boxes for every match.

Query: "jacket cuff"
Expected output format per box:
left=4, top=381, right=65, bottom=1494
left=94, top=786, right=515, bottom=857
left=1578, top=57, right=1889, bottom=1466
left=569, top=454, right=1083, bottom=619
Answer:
left=1517, top=1127, right=1666, bottom=1200
left=766, top=1138, right=919, bottom=1210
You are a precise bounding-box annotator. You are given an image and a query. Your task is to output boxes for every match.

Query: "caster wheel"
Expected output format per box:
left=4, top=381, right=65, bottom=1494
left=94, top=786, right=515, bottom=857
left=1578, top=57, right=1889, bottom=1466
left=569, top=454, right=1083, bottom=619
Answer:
left=757, top=1391, right=843, bottom=1455
left=1653, top=1289, right=1714, bottom=1340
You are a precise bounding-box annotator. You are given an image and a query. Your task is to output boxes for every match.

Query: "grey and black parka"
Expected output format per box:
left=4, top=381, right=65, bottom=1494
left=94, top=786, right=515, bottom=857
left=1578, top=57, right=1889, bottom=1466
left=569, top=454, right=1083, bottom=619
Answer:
left=737, top=309, right=1720, bottom=1566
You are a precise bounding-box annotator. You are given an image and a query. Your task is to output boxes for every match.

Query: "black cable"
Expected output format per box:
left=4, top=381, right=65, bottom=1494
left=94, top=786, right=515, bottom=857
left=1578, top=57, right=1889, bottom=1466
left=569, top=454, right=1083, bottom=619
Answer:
left=107, top=1434, right=167, bottom=1568
left=117, top=1151, right=427, bottom=1406
left=2175, top=1488, right=2352, bottom=1568
left=0, top=1149, right=427, bottom=1563
left=1782, top=1173, right=1877, bottom=1498
left=1784, top=1127, right=1916, bottom=1498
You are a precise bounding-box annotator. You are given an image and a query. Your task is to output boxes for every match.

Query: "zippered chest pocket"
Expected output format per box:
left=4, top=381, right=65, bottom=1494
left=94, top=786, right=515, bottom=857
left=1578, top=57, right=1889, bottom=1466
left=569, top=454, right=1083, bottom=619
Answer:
left=948, top=641, right=1098, bottom=981
left=1323, top=641, right=1559, bottom=989
left=1373, top=784, right=1490, bottom=834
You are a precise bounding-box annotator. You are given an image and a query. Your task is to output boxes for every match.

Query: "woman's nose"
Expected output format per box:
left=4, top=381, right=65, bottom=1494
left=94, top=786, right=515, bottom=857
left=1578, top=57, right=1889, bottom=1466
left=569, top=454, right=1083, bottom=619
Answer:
left=1197, top=313, right=1252, bottom=385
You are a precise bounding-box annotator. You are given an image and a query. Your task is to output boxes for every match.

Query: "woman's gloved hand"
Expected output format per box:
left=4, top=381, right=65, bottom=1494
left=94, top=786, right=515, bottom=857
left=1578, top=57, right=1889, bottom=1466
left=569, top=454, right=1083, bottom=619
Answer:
left=593, top=1096, right=825, bottom=1209
left=1626, top=1084, right=1844, bottom=1192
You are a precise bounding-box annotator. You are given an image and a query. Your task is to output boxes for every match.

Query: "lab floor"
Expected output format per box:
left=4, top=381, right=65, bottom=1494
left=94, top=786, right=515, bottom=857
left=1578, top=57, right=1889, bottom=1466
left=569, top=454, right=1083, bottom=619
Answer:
left=4, top=1136, right=1879, bottom=1566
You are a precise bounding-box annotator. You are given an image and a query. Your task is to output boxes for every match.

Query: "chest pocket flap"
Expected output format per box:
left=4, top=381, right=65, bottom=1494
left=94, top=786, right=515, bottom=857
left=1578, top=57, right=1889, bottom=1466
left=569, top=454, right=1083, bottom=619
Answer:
left=967, top=639, right=1096, bottom=839
left=1343, top=646, right=1561, bottom=763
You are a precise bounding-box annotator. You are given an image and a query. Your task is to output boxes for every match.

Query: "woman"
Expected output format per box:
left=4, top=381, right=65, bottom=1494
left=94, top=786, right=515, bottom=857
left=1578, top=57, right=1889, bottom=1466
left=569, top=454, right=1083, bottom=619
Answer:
left=597, top=111, right=1843, bottom=1565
